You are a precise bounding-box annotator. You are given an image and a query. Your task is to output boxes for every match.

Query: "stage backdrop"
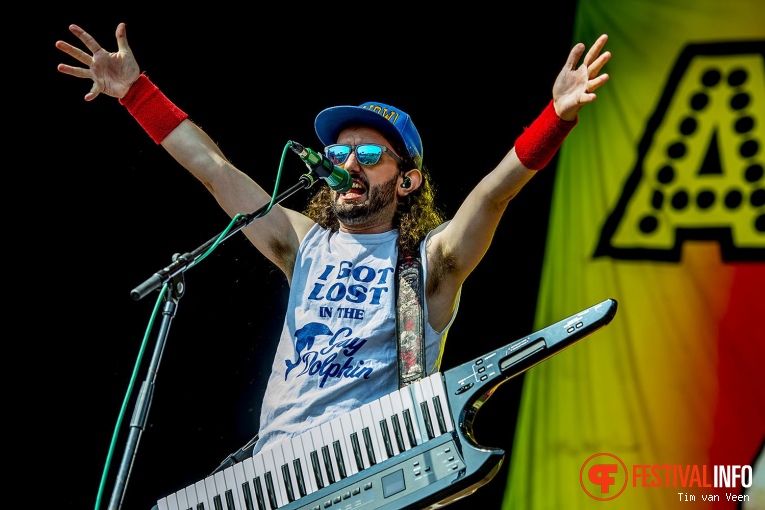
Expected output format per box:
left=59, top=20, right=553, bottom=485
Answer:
left=503, top=1, right=764, bottom=509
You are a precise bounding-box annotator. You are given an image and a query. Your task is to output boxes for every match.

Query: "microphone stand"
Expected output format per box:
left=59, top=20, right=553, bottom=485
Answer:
left=107, top=169, right=320, bottom=510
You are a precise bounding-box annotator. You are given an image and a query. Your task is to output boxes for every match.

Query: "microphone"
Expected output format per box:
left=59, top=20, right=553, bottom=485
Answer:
left=289, top=141, right=352, bottom=193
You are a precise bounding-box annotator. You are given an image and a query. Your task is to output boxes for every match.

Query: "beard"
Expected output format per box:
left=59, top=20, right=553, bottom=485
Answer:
left=332, top=172, right=398, bottom=226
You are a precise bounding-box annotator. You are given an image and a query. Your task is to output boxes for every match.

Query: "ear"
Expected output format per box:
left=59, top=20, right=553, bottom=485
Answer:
left=398, top=169, right=422, bottom=196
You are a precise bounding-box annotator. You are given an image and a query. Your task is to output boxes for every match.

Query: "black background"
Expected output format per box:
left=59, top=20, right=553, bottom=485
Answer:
left=34, top=4, right=583, bottom=509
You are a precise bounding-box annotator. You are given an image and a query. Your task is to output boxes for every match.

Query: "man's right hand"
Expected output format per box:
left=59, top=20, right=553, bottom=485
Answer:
left=56, top=23, right=141, bottom=101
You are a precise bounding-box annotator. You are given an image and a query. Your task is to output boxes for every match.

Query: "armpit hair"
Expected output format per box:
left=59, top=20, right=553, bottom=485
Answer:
left=425, top=241, right=456, bottom=296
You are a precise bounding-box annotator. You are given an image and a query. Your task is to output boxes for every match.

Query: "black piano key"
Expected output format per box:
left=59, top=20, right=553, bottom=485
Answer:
left=350, top=432, right=364, bottom=472
left=332, top=440, right=347, bottom=479
left=197, top=504, right=205, bottom=510
left=252, top=477, right=266, bottom=510
left=362, top=427, right=377, bottom=465
left=432, top=395, right=448, bottom=434
left=264, top=472, right=278, bottom=510
left=420, top=402, right=435, bottom=440
left=230, top=464, right=250, bottom=510
left=292, top=435, right=317, bottom=495
left=378, top=394, right=399, bottom=454
left=319, top=423, right=342, bottom=483
left=224, top=490, right=236, bottom=510
left=310, top=450, right=325, bottom=489
left=241, top=481, right=255, bottom=510
left=391, top=415, right=406, bottom=452
left=338, top=415, right=360, bottom=476
left=292, top=458, right=307, bottom=498
left=378, top=419, right=395, bottom=458
left=214, top=471, right=232, bottom=510
left=428, top=373, right=454, bottom=434
left=281, top=464, right=296, bottom=502
left=321, top=445, right=336, bottom=484
left=402, top=409, right=418, bottom=447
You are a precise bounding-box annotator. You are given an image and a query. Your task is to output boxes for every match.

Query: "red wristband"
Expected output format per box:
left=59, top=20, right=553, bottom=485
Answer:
left=119, top=74, right=188, bottom=144
left=514, top=100, right=577, bottom=170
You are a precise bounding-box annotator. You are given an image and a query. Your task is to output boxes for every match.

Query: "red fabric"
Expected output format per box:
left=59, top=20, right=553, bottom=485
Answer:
left=710, top=264, right=765, bottom=509
left=515, top=100, right=577, bottom=170
left=119, top=74, right=188, bottom=144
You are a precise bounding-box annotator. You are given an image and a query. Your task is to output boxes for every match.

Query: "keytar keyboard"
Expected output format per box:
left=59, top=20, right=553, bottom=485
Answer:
left=154, top=298, right=618, bottom=510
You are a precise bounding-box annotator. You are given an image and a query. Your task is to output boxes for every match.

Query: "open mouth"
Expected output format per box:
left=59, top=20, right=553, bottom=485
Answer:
left=340, top=180, right=366, bottom=199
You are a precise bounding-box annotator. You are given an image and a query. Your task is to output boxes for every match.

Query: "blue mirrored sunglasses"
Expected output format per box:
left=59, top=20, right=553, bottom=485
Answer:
left=324, top=144, right=403, bottom=167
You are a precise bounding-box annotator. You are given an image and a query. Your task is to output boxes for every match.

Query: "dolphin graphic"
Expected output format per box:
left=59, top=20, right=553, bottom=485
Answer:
left=285, top=322, right=333, bottom=377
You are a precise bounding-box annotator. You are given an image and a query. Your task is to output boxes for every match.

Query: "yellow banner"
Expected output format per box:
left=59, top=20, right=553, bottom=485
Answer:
left=503, top=1, right=764, bottom=509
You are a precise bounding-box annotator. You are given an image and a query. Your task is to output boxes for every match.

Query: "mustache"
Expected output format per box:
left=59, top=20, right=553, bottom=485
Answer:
left=351, top=174, right=368, bottom=189
left=333, top=174, right=368, bottom=195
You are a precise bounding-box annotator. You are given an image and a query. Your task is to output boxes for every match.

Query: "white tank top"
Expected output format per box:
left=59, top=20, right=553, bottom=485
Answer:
left=252, top=224, right=458, bottom=455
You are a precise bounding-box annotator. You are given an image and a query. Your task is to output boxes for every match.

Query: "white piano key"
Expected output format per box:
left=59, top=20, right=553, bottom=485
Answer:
left=253, top=450, right=276, bottom=510
left=429, top=372, right=454, bottom=433
left=233, top=461, right=251, bottom=510
left=329, top=416, right=352, bottom=478
left=261, top=447, right=285, bottom=508
left=295, top=432, right=319, bottom=494
left=244, top=454, right=267, bottom=510
left=185, top=482, right=201, bottom=510
left=271, top=443, right=294, bottom=505
left=220, top=466, right=241, bottom=510
left=320, top=422, right=342, bottom=484
left=419, top=376, right=441, bottom=439
left=289, top=435, right=312, bottom=499
left=214, top=470, right=237, bottom=510
left=359, top=402, right=383, bottom=465
left=408, top=379, right=435, bottom=440
left=388, top=390, right=414, bottom=451
left=283, top=440, right=303, bottom=503
left=369, top=397, right=394, bottom=460
left=349, top=408, right=374, bottom=469
left=176, top=489, right=189, bottom=510
left=156, top=496, right=170, bottom=510
left=310, top=426, right=330, bottom=489
left=339, top=413, right=360, bottom=476
left=203, top=475, right=220, bottom=510
left=379, top=393, right=404, bottom=455
left=399, top=385, right=424, bottom=447
left=166, top=493, right=180, bottom=510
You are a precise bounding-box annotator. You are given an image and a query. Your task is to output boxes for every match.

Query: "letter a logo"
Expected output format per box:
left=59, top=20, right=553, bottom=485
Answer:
left=595, top=41, right=765, bottom=262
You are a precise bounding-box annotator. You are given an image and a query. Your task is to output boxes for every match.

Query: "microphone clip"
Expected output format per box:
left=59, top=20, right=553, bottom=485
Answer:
left=289, top=141, right=352, bottom=193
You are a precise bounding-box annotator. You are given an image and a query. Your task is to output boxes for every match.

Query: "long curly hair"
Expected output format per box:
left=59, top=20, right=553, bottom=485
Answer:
left=303, top=148, right=446, bottom=256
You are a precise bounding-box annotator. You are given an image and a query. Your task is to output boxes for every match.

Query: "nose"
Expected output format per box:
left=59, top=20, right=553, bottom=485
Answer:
left=343, top=151, right=362, bottom=173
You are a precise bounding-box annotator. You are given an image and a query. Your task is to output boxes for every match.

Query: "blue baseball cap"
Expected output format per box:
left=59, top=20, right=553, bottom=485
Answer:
left=315, top=101, right=423, bottom=169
